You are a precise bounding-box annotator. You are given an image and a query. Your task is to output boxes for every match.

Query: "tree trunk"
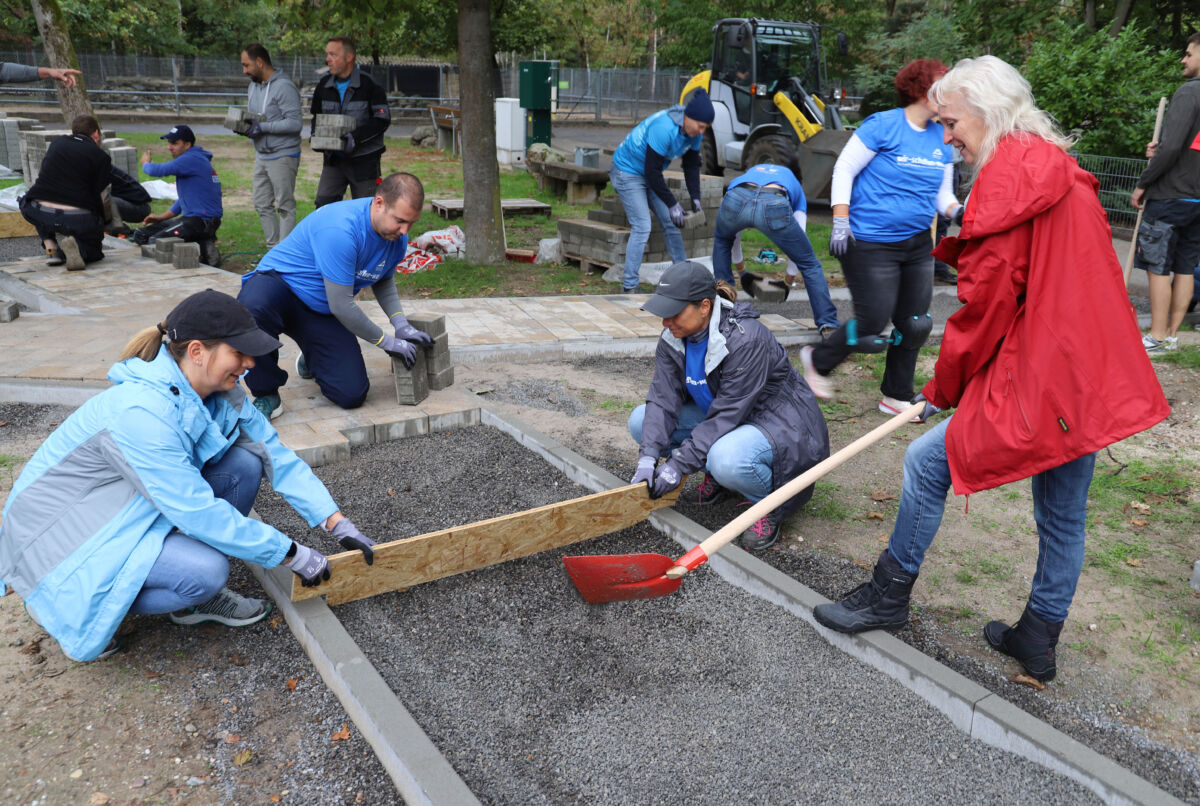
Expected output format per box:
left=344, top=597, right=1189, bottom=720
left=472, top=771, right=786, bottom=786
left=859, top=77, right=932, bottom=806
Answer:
left=1107, top=0, right=1134, bottom=37
left=30, top=0, right=93, bottom=125
left=458, top=0, right=506, bottom=265
left=1084, top=0, right=1096, bottom=30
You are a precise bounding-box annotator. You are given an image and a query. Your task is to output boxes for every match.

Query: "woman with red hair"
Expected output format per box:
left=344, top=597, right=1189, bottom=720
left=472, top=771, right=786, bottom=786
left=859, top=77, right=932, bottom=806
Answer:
left=799, top=59, right=963, bottom=417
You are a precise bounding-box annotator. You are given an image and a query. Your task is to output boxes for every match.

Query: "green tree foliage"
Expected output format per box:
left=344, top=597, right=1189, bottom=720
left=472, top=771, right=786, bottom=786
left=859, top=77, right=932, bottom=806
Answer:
left=851, top=11, right=968, bottom=117
left=951, top=0, right=1063, bottom=64
left=1023, top=23, right=1181, bottom=157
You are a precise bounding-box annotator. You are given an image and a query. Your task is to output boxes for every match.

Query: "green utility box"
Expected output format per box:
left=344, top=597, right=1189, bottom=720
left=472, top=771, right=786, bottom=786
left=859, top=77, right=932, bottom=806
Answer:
left=519, top=60, right=557, bottom=147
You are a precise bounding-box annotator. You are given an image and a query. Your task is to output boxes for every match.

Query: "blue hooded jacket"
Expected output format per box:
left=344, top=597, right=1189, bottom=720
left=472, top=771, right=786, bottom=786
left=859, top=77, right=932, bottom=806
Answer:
left=141, top=145, right=223, bottom=219
left=0, top=346, right=337, bottom=660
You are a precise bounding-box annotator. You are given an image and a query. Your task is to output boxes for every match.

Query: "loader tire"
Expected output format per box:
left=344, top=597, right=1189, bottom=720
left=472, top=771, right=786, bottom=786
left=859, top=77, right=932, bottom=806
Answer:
left=701, top=131, right=723, bottom=177
left=745, top=134, right=801, bottom=182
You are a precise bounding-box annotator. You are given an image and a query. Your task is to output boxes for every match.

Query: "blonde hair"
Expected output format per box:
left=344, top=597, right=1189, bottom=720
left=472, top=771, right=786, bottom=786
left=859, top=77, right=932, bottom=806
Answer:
left=929, top=55, right=1074, bottom=168
left=715, top=281, right=737, bottom=302
left=119, top=323, right=217, bottom=363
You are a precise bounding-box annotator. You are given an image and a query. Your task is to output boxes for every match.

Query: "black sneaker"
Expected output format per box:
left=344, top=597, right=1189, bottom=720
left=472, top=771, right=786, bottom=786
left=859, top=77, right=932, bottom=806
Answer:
left=200, top=240, right=221, bottom=267
left=295, top=353, right=314, bottom=380
left=934, top=267, right=958, bottom=285
left=694, top=473, right=728, bottom=506
left=740, top=510, right=782, bottom=551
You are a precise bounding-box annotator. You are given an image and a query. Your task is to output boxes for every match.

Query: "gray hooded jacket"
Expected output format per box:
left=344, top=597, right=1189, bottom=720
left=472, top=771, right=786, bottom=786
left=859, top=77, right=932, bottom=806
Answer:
left=640, top=299, right=830, bottom=518
left=247, top=70, right=302, bottom=157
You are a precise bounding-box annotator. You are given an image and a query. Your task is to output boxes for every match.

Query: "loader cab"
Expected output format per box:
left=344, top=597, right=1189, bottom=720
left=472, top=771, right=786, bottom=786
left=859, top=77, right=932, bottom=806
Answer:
left=712, top=20, right=755, bottom=129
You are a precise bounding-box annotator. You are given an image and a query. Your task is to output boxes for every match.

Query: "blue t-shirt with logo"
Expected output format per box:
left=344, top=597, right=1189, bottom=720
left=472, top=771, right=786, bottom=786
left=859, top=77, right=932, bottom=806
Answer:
left=728, top=163, right=807, bottom=214
left=245, top=197, right=408, bottom=314
left=611, top=108, right=702, bottom=176
left=684, top=334, right=714, bottom=413
left=849, top=107, right=951, bottom=242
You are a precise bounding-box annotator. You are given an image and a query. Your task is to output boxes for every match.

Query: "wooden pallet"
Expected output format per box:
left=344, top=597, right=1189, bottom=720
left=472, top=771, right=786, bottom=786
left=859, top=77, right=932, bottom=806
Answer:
left=562, top=250, right=616, bottom=274
left=431, top=198, right=552, bottom=220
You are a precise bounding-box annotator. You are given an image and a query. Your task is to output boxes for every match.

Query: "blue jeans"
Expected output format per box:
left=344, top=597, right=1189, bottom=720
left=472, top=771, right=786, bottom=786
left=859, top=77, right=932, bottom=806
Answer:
left=712, top=185, right=839, bottom=330
left=886, top=417, right=1096, bottom=622
left=628, top=403, right=774, bottom=501
left=610, top=167, right=687, bottom=290
left=238, top=270, right=370, bottom=409
left=129, top=446, right=264, bottom=615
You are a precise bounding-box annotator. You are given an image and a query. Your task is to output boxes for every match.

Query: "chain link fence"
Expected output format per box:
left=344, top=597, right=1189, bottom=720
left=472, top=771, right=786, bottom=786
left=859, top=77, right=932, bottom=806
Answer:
left=1072, top=152, right=1146, bottom=238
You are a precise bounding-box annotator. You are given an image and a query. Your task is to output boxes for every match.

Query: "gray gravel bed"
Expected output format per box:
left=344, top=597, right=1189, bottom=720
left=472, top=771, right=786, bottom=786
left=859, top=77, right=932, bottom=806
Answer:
left=0, top=235, right=42, bottom=264
left=254, top=427, right=1098, bottom=804
left=478, top=378, right=591, bottom=417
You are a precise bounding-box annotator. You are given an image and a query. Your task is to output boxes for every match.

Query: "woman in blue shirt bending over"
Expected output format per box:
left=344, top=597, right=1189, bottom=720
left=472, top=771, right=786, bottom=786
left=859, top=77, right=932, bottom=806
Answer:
left=628, top=262, right=829, bottom=550
left=798, top=60, right=963, bottom=417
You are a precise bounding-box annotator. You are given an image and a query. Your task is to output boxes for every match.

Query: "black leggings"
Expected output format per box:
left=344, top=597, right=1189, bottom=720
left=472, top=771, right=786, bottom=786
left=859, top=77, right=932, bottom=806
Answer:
left=811, top=230, right=933, bottom=401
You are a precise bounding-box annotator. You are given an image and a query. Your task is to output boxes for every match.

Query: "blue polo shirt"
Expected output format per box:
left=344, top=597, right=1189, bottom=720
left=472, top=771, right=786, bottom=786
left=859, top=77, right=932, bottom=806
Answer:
left=244, top=198, right=408, bottom=315
left=849, top=107, right=951, bottom=242
left=611, top=108, right=702, bottom=176
left=729, top=164, right=807, bottom=214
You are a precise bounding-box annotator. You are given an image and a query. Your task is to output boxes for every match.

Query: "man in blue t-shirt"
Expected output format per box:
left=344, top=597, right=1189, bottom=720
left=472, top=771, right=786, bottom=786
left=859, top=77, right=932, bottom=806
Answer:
left=237, top=172, right=431, bottom=418
left=713, top=163, right=839, bottom=334
left=610, top=91, right=714, bottom=292
left=134, top=124, right=225, bottom=266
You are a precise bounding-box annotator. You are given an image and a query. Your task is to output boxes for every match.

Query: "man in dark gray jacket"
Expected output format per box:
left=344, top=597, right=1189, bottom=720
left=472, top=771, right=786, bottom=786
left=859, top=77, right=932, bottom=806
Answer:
left=240, top=44, right=303, bottom=246
left=1131, top=32, right=1200, bottom=355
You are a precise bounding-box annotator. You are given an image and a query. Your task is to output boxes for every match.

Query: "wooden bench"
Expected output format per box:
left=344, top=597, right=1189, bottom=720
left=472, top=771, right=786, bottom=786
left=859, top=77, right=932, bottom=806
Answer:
left=431, top=198, right=552, bottom=220
left=428, top=105, right=462, bottom=156
left=527, top=158, right=610, bottom=205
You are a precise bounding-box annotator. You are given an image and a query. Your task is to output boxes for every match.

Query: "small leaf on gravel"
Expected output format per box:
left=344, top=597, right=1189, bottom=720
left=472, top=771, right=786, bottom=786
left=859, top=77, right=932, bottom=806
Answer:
left=129, top=777, right=147, bottom=789
left=285, top=677, right=298, bottom=691
left=271, top=797, right=282, bottom=803
left=0, top=420, right=7, bottom=426
left=143, top=671, right=162, bottom=678
left=230, top=654, right=248, bottom=666
left=386, top=488, right=395, bottom=497
left=70, top=769, right=84, bottom=779
left=89, top=793, right=110, bottom=804
left=232, top=749, right=253, bottom=766
left=865, top=511, right=884, bottom=520
left=225, top=734, right=241, bottom=744
left=1125, top=557, right=1144, bottom=567
left=1129, top=500, right=1151, bottom=514
left=269, top=616, right=283, bottom=628
left=331, top=724, right=351, bottom=741
left=870, top=489, right=898, bottom=502
left=1129, top=518, right=1148, bottom=527
left=355, top=793, right=365, bottom=803
left=18, top=639, right=41, bottom=655
left=1010, top=673, right=1046, bottom=691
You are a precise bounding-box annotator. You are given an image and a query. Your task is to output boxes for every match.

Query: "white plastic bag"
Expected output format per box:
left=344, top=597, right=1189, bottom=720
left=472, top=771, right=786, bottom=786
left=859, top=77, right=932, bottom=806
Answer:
left=397, top=247, right=443, bottom=274
left=412, top=224, right=465, bottom=257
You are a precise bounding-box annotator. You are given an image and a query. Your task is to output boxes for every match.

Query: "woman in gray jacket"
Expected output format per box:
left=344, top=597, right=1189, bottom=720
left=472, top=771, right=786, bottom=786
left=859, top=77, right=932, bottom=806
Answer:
left=629, top=261, right=830, bottom=549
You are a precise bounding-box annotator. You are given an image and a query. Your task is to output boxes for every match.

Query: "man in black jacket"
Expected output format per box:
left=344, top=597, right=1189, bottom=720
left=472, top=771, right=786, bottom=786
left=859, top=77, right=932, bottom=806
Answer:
left=19, top=115, right=110, bottom=270
left=311, top=37, right=390, bottom=207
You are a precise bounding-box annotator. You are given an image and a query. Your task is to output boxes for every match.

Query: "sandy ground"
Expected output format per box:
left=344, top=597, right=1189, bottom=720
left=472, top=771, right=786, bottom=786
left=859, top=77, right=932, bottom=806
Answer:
left=0, top=336, right=1198, bottom=803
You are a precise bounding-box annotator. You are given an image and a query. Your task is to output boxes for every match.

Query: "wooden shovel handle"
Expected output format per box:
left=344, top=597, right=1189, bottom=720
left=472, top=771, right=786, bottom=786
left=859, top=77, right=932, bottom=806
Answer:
left=665, top=402, right=925, bottom=579
left=1123, top=97, right=1167, bottom=288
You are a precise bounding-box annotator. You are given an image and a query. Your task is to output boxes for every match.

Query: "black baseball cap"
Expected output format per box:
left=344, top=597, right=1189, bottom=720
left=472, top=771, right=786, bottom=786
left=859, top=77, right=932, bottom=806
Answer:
left=165, top=289, right=281, bottom=356
left=641, top=261, right=717, bottom=318
left=161, top=124, right=195, bottom=143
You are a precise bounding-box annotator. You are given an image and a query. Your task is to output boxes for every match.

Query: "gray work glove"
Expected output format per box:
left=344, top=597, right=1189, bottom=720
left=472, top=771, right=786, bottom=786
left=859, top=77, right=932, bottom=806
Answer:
left=669, top=202, right=685, bottom=229
left=630, top=456, right=656, bottom=488
left=380, top=334, right=417, bottom=369
left=829, top=215, right=853, bottom=257
left=341, top=132, right=356, bottom=153
left=911, top=392, right=944, bottom=424
left=649, top=460, right=682, bottom=500
left=691, top=197, right=703, bottom=212
left=393, top=315, right=433, bottom=348
left=286, top=543, right=331, bottom=587
left=244, top=121, right=263, bottom=139
left=331, top=517, right=376, bottom=566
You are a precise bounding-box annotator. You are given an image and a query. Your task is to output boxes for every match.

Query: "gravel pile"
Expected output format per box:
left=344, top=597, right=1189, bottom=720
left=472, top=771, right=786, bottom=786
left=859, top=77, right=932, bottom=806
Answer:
left=254, top=427, right=1099, bottom=804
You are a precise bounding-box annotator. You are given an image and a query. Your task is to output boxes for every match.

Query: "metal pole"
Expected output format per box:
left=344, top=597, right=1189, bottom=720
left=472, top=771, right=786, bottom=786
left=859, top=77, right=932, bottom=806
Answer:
left=171, top=56, right=181, bottom=114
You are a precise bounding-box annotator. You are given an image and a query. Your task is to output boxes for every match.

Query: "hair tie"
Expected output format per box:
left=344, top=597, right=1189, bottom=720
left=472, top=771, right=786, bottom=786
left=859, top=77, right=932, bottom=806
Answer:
left=156, top=322, right=167, bottom=337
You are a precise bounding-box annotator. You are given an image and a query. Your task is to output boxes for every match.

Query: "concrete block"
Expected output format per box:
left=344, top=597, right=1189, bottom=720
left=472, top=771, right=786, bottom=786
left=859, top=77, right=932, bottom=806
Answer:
left=425, top=335, right=452, bottom=374
left=428, top=365, right=455, bottom=390
left=172, top=241, right=200, bottom=269
left=392, top=350, right=428, bottom=405
left=154, top=236, right=182, bottom=255
left=0, top=298, right=19, bottom=323
left=141, top=244, right=156, bottom=258
left=311, top=136, right=345, bottom=152
left=373, top=413, right=430, bottom=443
left=406, top=313, right=445, bottom=338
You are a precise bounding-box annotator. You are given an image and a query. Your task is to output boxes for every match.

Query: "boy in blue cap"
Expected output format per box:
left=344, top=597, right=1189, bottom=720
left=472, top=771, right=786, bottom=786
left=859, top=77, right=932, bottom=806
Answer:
left=133, top=124, right=224, bottom=266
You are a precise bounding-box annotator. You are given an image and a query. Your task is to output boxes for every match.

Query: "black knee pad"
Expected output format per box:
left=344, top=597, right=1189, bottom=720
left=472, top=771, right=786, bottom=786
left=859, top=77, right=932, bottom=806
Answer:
left=890, top=313, right=933, bottom=350
left=843, top=319, right=890, bottom=354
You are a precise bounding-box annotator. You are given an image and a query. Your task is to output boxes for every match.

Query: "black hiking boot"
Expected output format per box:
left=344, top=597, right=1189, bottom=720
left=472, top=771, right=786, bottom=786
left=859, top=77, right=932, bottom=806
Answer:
left=813, top=549, right=916, bottom=633
left=983, top=604, right=1063, bottom=683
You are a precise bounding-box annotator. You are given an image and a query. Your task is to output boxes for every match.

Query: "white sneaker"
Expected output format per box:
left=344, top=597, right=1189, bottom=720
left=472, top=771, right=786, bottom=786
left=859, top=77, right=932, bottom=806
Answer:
left=879, top=396, right=922, bottom=422
left=170, top=587, right=270, bottom=627
left=799, top=345, right=833, bottom=399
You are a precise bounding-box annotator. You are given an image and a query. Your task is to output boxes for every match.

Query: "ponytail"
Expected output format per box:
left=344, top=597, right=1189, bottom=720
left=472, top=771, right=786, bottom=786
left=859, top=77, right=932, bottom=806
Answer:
left=715, top=281, right=737, bottom=302
left=119, top=322, right=167, bottom=362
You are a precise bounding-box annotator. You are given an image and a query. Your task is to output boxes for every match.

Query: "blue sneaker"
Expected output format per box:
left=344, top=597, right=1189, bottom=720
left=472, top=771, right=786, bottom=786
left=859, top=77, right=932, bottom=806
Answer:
left=295, top=353, right=313, bottom=380
left=253, top=393, right=283, bottom=420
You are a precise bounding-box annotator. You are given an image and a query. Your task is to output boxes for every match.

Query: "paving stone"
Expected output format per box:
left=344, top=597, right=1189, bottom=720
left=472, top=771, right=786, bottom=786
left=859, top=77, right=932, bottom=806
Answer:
left=392, top=350, right=428, bottom=405
left=428, top=365, right=454, bottom=390
left=406, top=313, right=445, bottom=338
left=172, top=242, right=200, bottom=269
left=0, top=298, right=19, bottom=323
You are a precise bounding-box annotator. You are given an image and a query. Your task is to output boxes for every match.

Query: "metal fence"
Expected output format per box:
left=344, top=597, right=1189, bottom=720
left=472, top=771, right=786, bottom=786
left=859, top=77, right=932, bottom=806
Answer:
left=1072, top=152, right=1146, bottom=237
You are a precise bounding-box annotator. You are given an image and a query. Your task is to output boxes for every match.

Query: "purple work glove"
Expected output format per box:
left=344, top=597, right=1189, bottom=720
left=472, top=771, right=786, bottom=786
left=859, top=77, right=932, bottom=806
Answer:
left=341, top=132, right=356, bottom=153
left=630, top=456, right=656, bottom=488
left=911, top=392, right=944, bottom=424
left=331, top=517, right=376, bottom=565
left=668, top=202, right=685, bottom=229
left=244, top=121, right=263, bottom=139
left=380, top=334, right=417, bottom=369
left=393, top=314, right=433, bottom=348
left=691, top=197, right=703, bottom=212
left=286, top=543, right=330, bottom=587
left=649, top=460, right=682, bottom=500
left=829, top=215, right=854, bottom=257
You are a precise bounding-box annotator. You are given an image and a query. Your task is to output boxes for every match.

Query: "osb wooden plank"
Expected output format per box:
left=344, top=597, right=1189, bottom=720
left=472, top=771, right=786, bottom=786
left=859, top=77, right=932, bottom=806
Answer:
left=0, top=211, right=36, bottom=238
left=290, top=482, right=683, bottom=605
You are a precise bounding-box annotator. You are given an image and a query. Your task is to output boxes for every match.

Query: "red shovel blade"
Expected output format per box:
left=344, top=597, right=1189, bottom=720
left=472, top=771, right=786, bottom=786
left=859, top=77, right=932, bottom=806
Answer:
left=562, top=553, right=683, bottom=603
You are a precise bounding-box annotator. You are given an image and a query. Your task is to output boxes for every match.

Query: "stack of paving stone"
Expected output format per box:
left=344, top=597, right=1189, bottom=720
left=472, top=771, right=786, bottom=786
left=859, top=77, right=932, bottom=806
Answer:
left=557, top=170, right=724, bottom=269
left=311, top=113, right=357, bottom=152
left=0, top=113, right=42, bottom=172
left=100, top=136, right=139, bottom=175
left=391, top=314, right=454, bottom=405
left=20, top=128, right=121, bottom=184
left=222, top=106, right=263, bottom=135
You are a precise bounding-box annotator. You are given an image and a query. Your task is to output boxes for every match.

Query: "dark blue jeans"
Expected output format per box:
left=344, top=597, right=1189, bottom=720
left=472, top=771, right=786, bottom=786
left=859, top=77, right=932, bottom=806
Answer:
left=129, top=446, right=263, bottom=615
left=712, top=184, right=839, bottom=330
left=886, top=417, right=1096, bottom=622
left=237, top=270, right=370, bottom=409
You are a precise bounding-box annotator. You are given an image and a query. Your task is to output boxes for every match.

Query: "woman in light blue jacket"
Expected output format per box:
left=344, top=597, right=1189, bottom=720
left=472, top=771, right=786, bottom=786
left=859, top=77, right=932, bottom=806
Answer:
left=0, top=290, right=377, bottom=661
